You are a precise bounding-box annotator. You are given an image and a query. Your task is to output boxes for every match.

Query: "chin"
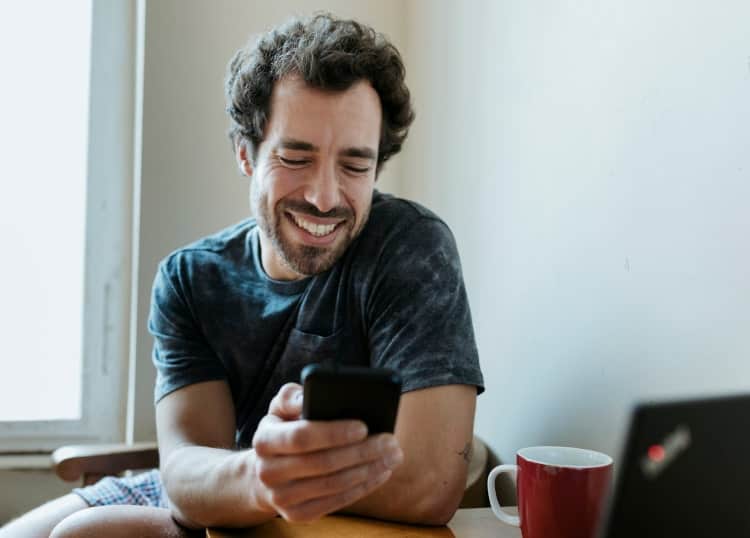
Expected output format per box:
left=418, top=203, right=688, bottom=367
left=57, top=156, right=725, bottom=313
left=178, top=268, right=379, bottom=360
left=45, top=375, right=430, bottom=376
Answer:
left=283, top=246, right=343, bottom=276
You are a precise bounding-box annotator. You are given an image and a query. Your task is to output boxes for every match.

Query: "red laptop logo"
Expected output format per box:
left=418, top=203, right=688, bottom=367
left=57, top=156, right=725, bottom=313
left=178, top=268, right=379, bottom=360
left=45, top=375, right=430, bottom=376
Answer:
left=640, top=425, right=692, bottom=479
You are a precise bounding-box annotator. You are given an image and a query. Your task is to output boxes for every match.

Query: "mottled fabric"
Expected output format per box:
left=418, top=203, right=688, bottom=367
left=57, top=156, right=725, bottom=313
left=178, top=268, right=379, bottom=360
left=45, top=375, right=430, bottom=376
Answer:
left=149, top=190, right=484, bottom=449
left=71, top=192, right=484, bottom=510
left=73, top=469, right=167, bottom=508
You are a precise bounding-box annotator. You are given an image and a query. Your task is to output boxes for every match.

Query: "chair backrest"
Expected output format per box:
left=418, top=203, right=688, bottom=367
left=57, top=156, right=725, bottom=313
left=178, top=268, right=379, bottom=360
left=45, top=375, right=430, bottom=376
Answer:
left=460, top=434, right=490, bottom=508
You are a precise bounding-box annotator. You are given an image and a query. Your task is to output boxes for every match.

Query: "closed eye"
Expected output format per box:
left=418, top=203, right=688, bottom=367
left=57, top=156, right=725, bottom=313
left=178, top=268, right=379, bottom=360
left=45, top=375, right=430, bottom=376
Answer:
left=344, top=165, right=370, bottom=174
left=279, top=157, right=309, bottom=167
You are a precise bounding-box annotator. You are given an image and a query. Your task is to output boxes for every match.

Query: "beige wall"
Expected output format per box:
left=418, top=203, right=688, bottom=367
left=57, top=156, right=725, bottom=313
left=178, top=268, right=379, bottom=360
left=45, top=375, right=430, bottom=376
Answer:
left=6, top=0, right=750, bottom=524
left=402, top=0, right=750, bottom=465
left=130, top=0, right=409, bottom=442
left=0, top=470, right=72, bottom=525
left=134, top=0, right=750, bottom=483
left=1, top=0, right=408, bottom=524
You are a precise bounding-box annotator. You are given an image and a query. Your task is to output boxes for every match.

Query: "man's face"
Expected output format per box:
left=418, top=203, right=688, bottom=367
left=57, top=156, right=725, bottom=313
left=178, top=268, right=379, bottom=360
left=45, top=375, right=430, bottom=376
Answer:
left=240, top=76, right=381, bottom=280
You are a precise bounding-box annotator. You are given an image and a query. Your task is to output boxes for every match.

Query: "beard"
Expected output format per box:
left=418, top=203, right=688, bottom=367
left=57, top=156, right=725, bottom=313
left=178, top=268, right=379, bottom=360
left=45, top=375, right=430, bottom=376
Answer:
left=252, top=188, right=370, bottom=277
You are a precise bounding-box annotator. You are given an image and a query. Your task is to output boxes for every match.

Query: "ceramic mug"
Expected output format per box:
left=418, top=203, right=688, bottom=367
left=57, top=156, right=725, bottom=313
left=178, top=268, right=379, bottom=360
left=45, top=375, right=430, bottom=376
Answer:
left=487, top=446, right=613, bottom=538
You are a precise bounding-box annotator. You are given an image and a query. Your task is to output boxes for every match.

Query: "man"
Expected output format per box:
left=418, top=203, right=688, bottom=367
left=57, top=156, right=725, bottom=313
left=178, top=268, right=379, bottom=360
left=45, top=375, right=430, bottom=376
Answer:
left=1, top=13, right=482, bottom=537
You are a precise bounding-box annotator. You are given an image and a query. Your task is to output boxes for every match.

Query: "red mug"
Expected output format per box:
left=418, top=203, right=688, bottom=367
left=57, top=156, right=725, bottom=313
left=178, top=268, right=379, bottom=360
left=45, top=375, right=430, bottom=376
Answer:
left=487, top=446, right=613, bottom=538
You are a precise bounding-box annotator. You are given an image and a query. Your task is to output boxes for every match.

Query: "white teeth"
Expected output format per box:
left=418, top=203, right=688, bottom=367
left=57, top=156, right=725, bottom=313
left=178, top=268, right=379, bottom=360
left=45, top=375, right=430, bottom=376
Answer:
left=291, top=214, right=338, bottom=237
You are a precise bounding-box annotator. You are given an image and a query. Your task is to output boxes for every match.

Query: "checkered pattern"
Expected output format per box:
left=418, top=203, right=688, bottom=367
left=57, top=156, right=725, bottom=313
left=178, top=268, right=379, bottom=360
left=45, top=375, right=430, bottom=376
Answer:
left=73, top=468, right=168, bottom=508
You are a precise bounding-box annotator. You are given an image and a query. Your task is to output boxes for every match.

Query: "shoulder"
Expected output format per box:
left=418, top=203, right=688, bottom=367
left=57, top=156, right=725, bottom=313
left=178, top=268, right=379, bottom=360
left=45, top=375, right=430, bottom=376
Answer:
left=348, top=192, right=462, bottom=292
left=158, top=218, right=256, bottom=281
left=368, top=190, right=447, bottom=228
left=361, top=191, right=456, bottom=254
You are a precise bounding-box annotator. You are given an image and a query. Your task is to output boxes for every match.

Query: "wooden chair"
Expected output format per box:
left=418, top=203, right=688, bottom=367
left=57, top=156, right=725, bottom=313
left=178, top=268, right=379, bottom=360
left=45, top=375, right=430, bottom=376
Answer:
left=52, top=435, right=490, bottom=507
left=52, top=442, right=159, bottom=486
left=460, top=434, right=490, bottom=508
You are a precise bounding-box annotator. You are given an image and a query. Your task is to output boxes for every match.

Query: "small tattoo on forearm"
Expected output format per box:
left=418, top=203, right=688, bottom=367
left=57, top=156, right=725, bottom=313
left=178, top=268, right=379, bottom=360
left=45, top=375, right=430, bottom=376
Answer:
left=458, top=441, right=472, bottom=464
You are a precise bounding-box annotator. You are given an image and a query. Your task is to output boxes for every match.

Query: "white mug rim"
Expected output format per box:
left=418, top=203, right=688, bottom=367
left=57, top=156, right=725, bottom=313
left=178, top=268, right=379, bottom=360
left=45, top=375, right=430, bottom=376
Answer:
left=518, top=445, right=613, bottom=469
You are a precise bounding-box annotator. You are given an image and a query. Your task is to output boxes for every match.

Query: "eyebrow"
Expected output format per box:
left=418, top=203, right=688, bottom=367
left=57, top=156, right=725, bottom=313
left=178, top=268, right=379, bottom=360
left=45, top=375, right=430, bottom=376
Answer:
left=278, top=138, right=377, bottom=161
left=341, top=147, right=377, bottom=160
left=278, top=138, right=316, bottom=152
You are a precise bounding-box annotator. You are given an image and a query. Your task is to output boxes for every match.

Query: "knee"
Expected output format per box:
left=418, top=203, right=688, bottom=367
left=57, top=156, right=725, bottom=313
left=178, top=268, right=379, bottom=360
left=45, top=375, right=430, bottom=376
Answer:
left=50, top=508, right=101, bottom=538
left=0, top=494, right=87, bottom=538
left=49, top=505, right=199, bottom=538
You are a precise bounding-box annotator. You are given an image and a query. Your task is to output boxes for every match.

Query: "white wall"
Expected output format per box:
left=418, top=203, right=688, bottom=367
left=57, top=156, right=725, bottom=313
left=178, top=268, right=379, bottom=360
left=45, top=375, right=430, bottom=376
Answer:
left=6, top=0, right=750, bottom=523
left=402, top=0, right=750, bottom=466
left=130, top=0, right=408, bottom=441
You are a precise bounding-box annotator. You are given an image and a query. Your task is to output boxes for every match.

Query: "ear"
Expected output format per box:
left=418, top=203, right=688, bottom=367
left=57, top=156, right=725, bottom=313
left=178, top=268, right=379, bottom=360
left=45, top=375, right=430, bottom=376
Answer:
left=236, top=139, right=254, bottom=177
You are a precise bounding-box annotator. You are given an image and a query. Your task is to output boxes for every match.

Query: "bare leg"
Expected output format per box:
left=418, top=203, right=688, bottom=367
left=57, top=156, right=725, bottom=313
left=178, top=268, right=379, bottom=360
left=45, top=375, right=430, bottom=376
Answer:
left=0, top=493, right=88, bottom=538
left=50, top=505, right=203, bottom=538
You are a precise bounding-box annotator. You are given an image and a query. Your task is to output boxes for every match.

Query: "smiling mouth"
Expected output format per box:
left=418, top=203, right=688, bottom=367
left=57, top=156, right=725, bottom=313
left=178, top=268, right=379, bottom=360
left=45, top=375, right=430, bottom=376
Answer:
left=289, top=213, right=343, bottom=238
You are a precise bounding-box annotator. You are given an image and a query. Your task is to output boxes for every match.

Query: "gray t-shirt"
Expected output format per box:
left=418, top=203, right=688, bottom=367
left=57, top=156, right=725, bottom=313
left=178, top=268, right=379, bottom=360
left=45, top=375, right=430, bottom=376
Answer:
left=149, top=191, right=483, bottom=448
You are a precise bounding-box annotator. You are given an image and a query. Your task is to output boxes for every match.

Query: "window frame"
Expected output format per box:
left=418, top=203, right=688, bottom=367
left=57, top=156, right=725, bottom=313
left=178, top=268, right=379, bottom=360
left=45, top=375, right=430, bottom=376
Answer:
left=0, top=0, right=137, bottom=451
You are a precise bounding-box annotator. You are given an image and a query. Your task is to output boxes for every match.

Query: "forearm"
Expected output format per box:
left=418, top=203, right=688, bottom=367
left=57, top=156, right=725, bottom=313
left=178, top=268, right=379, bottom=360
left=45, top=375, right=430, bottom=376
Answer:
left=161, top=445, right=276, bottom=529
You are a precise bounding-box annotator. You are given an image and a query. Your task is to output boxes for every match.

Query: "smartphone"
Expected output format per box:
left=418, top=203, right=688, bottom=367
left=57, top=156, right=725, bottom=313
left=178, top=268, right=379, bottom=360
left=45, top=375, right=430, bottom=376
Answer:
left=300, top=364, right=402, bottom=435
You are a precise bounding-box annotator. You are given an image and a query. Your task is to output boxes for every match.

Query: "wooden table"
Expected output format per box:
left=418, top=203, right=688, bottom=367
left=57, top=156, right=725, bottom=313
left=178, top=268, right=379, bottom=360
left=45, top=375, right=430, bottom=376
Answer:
left=207, top=508, right=520, bottom=537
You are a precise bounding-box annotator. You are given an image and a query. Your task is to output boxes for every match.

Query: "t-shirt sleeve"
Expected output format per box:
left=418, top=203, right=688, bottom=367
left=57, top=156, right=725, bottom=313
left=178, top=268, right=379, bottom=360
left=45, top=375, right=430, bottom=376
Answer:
left=366, top=217, right=484, bottom=394
left=148, top=254, right=228, bottom=403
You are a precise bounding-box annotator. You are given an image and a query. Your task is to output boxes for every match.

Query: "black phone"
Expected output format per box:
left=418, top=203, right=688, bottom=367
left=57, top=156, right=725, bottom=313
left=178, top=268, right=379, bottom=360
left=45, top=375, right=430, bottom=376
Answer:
left=300, top=364, right=402, bottom=435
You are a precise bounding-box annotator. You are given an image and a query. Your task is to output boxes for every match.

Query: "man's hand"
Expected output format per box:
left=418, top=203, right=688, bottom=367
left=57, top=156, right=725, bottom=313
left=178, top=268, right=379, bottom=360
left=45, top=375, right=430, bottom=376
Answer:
left=251, top=383, right=404, bottom=522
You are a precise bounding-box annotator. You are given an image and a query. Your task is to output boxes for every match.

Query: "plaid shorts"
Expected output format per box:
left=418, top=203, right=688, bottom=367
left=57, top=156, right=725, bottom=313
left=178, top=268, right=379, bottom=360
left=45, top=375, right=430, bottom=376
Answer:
left=73, top=468, right=168, bottom=508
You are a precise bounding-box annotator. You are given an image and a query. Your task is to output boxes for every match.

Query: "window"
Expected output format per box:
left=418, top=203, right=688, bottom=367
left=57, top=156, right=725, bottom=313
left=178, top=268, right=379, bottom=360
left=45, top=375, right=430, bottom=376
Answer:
left=0, top=1, right=136, bottom=451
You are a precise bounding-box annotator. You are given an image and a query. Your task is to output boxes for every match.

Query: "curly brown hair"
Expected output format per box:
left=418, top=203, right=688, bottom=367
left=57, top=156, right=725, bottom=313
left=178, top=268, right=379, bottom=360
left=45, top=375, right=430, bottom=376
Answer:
left=224, top=13, right=414, bottom=174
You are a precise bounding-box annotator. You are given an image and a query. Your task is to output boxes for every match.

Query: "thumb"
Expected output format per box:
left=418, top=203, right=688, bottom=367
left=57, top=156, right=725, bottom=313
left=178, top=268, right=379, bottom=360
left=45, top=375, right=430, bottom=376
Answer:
left=268, top=382, right=303, bottom=420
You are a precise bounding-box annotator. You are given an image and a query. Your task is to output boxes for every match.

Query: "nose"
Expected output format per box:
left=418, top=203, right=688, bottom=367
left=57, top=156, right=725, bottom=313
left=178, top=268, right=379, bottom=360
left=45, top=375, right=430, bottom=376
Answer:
left=304, top=162, right=341, bottom=214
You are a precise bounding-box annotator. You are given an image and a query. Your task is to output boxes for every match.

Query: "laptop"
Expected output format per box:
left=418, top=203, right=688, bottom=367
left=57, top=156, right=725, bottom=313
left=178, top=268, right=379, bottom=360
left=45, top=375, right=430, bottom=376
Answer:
left=598, top=393, right=750, bottom=537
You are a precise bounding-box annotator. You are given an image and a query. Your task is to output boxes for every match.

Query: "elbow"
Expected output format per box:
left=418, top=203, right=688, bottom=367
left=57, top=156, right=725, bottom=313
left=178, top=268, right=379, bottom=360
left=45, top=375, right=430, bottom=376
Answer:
left=403, top=471, right=465, bottom=526
left=414, top=493, right=462, bottom=526
left=346, top=465, right=466, bottom=525
left=159, top=456, right=210, bottom=529
left=168, top=506, right=204, bottom=530
left=161, top=468, right=205, bottom=530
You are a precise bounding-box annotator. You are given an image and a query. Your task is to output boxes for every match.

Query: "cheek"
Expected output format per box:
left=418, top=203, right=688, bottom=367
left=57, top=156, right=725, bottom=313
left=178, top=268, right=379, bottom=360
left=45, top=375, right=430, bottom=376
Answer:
left=253, top=171, right=298, bottom=207
left=268, top=170, right=305, bottom=202
left=346, top=181, right=375, bottom=218
left=250, top=178, right=269, bottom=210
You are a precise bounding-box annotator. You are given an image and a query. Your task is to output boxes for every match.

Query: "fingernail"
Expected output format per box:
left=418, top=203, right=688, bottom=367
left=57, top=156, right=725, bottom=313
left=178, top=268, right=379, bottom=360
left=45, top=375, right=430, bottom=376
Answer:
left=349, top=423, right=367, bottom=440
left=384, top=448, right=403, bottom=469
left=294, top=391, right=303, bottom=403
left=380, top=436, right=398, bottom=451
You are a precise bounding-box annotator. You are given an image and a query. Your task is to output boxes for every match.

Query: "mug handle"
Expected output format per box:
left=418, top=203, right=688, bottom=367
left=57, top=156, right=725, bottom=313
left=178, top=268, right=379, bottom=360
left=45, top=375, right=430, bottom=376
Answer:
left=487, top=464, right=520, bottom=527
